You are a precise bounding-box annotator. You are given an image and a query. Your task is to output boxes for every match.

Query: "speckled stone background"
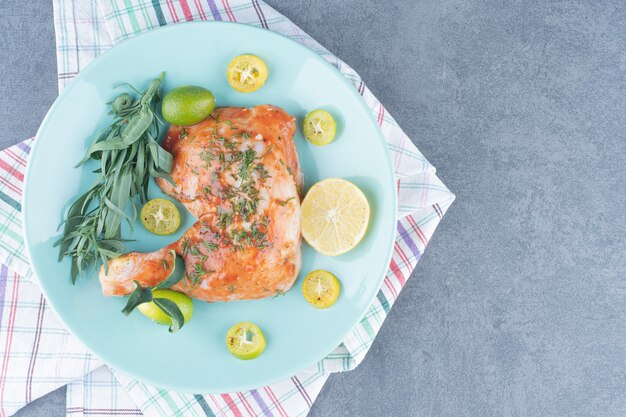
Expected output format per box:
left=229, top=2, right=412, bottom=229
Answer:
left=4, top=1, right=626, bottom=416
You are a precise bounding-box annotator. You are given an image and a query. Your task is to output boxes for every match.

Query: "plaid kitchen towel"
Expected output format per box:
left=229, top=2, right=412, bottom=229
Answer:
left=0, top=0, right=455, bottom=416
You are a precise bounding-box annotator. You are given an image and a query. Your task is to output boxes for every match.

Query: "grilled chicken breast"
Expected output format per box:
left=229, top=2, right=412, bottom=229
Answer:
left=99, top=105, right=302, bottom=302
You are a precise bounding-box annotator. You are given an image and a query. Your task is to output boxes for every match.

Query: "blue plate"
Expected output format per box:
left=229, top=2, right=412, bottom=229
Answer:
left=23, top=22, right=397, bottom=393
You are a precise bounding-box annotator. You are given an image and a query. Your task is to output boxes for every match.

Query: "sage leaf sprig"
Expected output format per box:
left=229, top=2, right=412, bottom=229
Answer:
left=153, top=298, right=185, bottom=333
left=122, top=283, right=185, bottom=333
left=121, top=281, right=153, bottom=315
left=56, top=72, right=174, bottom=284
left=121, top=251, right=187, bottom=333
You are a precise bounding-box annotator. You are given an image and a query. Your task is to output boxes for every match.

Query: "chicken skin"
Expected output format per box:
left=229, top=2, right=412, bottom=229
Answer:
left=99, top=105, right=302, bottom=302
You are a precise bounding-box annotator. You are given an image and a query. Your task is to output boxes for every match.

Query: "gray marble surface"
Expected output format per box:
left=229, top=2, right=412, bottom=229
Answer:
left=5, top=0, right=626, bottom=416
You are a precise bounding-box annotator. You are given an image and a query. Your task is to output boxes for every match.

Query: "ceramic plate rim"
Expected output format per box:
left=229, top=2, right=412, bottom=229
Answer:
left=23, top=21, right=398, bottom=393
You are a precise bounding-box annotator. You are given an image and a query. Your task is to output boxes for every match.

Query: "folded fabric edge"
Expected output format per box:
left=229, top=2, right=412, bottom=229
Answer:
left=65, top=365, right=141, bottom=417
left=342, top=200, right=455, bottom=370
left=51, top=0, right=70, bottom=94
left=35, top=1, right=454, bottom=412
left=397, top=170, right=456, bottom=220
left=0, top=267, right=105, bottom=417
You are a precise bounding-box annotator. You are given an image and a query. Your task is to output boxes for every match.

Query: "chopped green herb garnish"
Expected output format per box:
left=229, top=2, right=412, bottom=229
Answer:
left=255, top=163, right=270, bottom=180
left=180, top=128, right=188, bottom=138
left=217, top=211, right=232, bottom=228
left=188, top=261, right=213, bottom=286
left=224, top=138, right=237, bottom=150
left=276, top=197, right=295, bottom=206
left=200, top=150, right=214, bottom=169
left=181, top=237, right=191, bottom=256
left=202, top=242, right=218, bottom=251
left=189, top=244, right=201, bottom=256
left=230, top=228, right=250, bottom=245
left=238, top=149, right=257, bottom=181
left=241, top=180, right=260, bottom=199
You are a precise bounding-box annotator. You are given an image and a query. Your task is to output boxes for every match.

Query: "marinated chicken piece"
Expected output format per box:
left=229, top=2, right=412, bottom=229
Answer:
left=99, top=105, right=302, bottom=302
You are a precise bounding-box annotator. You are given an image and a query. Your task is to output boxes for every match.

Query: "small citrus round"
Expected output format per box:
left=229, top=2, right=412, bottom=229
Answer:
left=302, top=270, right=341, bottom=308
left=303, top=109, right=337, bottom=146
left=141, top=198, right=180, bottom=236
left=227, top=54, right=268, bottom=93
left=226, top=322, right=267, bottom=360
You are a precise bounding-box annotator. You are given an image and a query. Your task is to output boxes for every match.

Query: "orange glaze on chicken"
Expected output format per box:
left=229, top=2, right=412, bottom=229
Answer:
left=99, top=105, right=302, bottom=302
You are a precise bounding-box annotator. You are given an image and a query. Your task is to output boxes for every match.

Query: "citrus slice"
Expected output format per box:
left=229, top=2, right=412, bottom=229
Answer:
left=227, top=54, right=268, bottom=93
left=226, top=322, right=267, bottom=360
left=302, top=270, right=341, bottom=308
left=301, top=178, right=370, bottom=256
left=137, top=289, right=193, bottom=325
left=303, top=109, right=336, bottom=146
left=141, top=198, right=181, bottom=236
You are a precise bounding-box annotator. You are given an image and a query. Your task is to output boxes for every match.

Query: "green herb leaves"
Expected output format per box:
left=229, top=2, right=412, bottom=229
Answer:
left=152, top=298, right=185, bottom=333
left=121, top=284, right=185, bottom=333
left=154, top=251, right=185, bottom=290
left=111, top=93, right=133, bottom=115
left=276, top=197, right=295, bottom=206
left=121, top=281, right=153, bottom=316
left=202, top=242, right=218, bottom=251
left=121, top=252, right=187, bottom=333
left=57, top=72, right=173, bottom=283
left=121, top=108, right=154, bottom=146
left=238, top=149, right=257, bottom=181
left=188, top=258, right=213, bottom=287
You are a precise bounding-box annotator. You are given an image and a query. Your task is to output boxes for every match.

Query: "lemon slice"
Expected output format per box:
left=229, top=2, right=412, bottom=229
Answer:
left=226, top=322, right=267, bottom=360
left=301, top=178, right=370, bottom=256
left=141, top=198, right=181, bottom=236
left=302, top=270, right=341, bottom=308
left=227, top=54, right=268, bottom=93
left=303, top=109, right=336, bottom=146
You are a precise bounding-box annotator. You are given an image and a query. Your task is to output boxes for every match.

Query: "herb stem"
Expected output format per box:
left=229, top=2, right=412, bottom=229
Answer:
left=57, top=73, right=173, bottom=284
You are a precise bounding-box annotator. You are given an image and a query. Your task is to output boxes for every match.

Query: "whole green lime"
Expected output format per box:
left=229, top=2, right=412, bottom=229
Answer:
left=137, top=289, right=193, bottom=325
left=162, top=86, right=215, bottom=126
